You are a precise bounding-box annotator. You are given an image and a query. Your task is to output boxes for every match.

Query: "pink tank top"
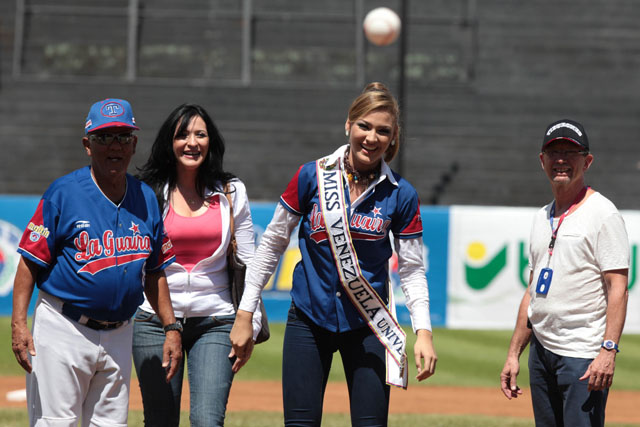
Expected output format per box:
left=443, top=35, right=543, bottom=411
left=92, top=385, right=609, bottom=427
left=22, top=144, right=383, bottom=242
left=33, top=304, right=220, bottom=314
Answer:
left=164, top=195, right=223, bottom=272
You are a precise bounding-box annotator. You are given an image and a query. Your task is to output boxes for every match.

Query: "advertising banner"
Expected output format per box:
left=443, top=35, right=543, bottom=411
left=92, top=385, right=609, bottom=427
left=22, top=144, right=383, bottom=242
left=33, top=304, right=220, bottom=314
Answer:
left=447, top=206, right=535, bottom=329
left=2, top=196, right=637, bottom=331
left=619, top=210, right=640, bottom=333
left=0, top=197, right=449, bottom=327
left=0, top=196, right=41, bottom=314
left=238, top=203, right=450, bottom=326
left=448, top=205, right=640, bottom=332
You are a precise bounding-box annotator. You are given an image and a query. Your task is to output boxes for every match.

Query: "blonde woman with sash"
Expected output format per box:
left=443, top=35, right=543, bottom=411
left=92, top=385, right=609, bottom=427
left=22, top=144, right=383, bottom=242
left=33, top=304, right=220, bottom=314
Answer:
left=230, top=82, right=437, bottom=426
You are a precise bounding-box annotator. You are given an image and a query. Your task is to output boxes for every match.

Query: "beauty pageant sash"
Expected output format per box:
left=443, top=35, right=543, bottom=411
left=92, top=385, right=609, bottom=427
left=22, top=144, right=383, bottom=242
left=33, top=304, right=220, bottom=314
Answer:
left=316, top=155, right=408, bottom=389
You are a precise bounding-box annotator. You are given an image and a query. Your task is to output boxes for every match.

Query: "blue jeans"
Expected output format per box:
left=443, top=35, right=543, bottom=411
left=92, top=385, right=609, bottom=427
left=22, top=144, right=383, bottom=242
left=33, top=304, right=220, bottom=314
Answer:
left=529, top=333, right=608, bottom=427
left=282, top=303, right=390, bottom=427
left=132, top=309, right=236, bottom=427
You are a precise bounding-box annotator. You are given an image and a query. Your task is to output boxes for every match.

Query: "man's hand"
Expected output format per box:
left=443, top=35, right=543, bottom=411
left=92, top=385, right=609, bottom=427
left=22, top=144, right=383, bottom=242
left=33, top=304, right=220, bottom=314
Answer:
left=11, top=257, right=38, bottom=373
left=11, top=320, right=35, bottom=373
left=500, top=358, right=523, bottom=399
left=579, top=349, right=616, bottom=391
left=162, top=330, right=182, bottom=382
left=500, top=284, right=532, bottom=400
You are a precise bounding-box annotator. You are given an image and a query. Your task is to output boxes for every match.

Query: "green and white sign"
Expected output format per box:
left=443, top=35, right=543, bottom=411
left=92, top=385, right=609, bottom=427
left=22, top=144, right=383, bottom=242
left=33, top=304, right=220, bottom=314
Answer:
left=448, top=205, right=640, bottom=332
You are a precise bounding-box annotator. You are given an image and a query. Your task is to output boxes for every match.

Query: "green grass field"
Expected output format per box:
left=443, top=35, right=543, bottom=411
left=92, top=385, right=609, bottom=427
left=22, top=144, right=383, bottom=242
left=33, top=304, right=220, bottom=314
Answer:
left=2, top=319, right=639, bottom=426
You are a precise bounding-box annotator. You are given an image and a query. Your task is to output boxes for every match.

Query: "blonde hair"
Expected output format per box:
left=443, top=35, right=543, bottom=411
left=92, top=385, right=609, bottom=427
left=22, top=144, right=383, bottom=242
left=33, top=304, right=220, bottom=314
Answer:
left=347, top=82, right=400, bottom=162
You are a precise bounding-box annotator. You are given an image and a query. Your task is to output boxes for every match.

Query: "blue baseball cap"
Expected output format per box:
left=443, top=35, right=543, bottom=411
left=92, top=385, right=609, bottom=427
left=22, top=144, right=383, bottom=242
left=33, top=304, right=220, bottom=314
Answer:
left=85, top=98, right=140, bottom=134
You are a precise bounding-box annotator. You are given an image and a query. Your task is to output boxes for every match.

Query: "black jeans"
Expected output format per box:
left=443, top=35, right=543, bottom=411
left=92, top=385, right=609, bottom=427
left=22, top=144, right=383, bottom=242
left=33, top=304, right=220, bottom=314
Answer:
left=282, top=303, right=390, bottom=427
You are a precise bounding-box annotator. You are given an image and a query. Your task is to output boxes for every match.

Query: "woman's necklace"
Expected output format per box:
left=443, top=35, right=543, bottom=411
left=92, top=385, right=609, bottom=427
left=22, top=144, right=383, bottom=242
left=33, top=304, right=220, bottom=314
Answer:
left=343, top=148, right=380, bottom=188
left=175, top=186, right=203, bottom=207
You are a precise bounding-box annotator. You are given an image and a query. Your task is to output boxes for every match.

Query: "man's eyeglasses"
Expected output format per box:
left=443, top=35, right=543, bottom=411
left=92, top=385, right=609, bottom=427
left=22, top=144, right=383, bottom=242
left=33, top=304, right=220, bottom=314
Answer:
left=88, top=133, right=135, bottom=146
left=542, top=149, right=588, bottom=158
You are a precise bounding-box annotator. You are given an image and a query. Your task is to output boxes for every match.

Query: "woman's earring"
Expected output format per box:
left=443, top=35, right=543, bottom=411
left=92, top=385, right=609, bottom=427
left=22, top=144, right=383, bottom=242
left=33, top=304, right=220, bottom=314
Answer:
left=345, top=130, right=349, bottom=137
left=391, top=139, right=396, bottom=146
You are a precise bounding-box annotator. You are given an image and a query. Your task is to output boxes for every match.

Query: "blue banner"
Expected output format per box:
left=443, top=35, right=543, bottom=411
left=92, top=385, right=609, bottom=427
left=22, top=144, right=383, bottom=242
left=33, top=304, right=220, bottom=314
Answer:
left=0, top=196, right=449, bottom=327
left=0, top=196, right=41, bottom=314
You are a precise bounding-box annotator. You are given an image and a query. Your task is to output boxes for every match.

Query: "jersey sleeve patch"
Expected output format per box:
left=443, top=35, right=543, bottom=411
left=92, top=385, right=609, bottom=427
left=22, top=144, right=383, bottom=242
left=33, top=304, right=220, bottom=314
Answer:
left=395, top=197, right=424, bottom=239
left=146, top=227, right=176, bottom=272
left=280, top=166, right=303, bottom=215
left=18, top=199, right=53, bottom=265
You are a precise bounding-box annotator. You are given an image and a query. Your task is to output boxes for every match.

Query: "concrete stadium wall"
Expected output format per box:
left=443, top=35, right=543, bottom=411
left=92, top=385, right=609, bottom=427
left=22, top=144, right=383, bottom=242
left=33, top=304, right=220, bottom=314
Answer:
left=1, top=0, right=640, bottom=209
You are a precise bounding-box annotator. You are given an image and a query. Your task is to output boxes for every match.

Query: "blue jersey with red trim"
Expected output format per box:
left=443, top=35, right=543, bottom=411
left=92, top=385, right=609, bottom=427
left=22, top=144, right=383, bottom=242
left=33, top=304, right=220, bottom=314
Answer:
left=18, top=166, right=175, bottom=321
left=280, top=159, right=423, bottom=332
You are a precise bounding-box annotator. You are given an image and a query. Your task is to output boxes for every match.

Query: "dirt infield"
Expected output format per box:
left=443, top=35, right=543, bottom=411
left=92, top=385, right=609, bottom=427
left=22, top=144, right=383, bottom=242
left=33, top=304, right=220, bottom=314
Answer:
left=2, top=377, right=639, bottom=424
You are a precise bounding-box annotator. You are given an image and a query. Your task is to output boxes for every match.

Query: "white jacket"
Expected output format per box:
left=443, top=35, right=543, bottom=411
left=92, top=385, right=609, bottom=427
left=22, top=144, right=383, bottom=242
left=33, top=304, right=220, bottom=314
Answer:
left=139, top=179, right=262, bottom=338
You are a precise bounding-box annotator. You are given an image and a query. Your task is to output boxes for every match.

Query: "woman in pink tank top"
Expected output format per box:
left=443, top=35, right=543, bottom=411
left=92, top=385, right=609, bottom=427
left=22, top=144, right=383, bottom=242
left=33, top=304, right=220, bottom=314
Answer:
left=133, top=104, right=260, bottom=426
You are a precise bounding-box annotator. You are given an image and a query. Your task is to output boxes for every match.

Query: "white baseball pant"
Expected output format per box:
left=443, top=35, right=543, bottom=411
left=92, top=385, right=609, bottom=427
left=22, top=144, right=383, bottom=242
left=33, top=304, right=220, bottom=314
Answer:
left=27, top=292, right=133, bottom=427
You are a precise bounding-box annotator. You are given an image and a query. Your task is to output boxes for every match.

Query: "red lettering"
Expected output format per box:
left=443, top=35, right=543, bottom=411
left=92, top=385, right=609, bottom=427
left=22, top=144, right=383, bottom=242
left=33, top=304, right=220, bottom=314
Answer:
left=103, top=230, right=115, bottom=256
left=74, top=231, right=90, bottom=261
left=350, top=214, right=391, bottom=234
left=309, top=203, right=325, bottom=232
left=75, top=229, right=152, bottom=263
left=87, top=238, right=103, bottom=258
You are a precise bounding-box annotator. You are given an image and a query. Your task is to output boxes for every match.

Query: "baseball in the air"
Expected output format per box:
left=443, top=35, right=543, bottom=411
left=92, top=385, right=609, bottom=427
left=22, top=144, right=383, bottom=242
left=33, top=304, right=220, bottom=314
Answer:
left=363, top=7, right=401, bottom=46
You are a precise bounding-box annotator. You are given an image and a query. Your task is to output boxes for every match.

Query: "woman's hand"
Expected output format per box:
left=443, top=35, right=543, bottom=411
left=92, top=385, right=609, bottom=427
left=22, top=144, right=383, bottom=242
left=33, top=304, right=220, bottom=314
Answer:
left=229, top=309, right=255, bottom=373
left=162, top=330, right=183, bottom=382
left=414, top=329, right=437, bottom=381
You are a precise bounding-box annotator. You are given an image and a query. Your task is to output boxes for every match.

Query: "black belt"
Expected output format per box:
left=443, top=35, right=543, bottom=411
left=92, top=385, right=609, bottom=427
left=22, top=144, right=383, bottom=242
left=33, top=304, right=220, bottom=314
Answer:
left=61, top=303, right=127, bottom=331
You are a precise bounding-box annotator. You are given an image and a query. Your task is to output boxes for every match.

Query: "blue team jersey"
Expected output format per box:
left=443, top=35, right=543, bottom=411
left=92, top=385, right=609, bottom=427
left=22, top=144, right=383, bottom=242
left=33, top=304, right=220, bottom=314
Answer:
left=18, top=166, right=175, bottom=321
left=280, top=151, right=423, bottom=332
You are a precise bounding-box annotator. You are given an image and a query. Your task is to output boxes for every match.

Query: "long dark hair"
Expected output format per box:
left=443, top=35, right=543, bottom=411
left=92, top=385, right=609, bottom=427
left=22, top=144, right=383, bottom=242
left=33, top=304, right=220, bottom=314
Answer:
left=137, top=103, right=235, bottom=209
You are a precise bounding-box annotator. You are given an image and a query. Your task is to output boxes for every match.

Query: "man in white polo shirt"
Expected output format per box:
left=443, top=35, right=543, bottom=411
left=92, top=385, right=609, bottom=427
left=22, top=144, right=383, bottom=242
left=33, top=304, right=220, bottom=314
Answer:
left=500, top=119, right=629, bottom=426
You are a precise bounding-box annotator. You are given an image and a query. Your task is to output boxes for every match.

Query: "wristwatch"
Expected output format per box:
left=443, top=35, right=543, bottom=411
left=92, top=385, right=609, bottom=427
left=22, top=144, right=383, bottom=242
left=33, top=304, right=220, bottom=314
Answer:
left=601, top=340, right=619, bottom=353
left=163, top=320, right=183, bottom=334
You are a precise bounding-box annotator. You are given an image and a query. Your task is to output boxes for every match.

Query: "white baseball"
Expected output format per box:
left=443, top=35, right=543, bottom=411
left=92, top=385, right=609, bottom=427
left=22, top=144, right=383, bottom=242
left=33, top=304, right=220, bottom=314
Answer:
left=363, top=7, right=401, bottom=46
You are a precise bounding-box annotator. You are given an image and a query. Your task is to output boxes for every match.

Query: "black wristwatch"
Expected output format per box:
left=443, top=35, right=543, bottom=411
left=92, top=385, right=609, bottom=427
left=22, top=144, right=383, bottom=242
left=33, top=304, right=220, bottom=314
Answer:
left=163, top=320, right=183, bottom=334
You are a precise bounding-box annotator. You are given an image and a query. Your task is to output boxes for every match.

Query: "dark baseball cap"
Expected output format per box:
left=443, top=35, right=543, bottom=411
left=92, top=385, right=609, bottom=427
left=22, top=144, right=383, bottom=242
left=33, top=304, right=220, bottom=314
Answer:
left=85, top=98, right=139, bottom=134
left=542, top=119, right=589, bottom=151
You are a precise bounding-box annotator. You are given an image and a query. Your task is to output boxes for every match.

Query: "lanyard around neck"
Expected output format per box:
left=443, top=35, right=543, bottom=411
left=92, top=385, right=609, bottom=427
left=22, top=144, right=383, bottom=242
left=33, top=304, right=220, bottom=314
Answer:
left=547, top=186, right=589, bottom=257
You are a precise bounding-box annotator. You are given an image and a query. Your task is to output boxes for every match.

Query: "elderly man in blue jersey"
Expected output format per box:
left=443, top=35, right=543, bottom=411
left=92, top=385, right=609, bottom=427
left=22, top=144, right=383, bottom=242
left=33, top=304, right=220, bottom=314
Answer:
left=11, top=98, right=182, bottom=427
